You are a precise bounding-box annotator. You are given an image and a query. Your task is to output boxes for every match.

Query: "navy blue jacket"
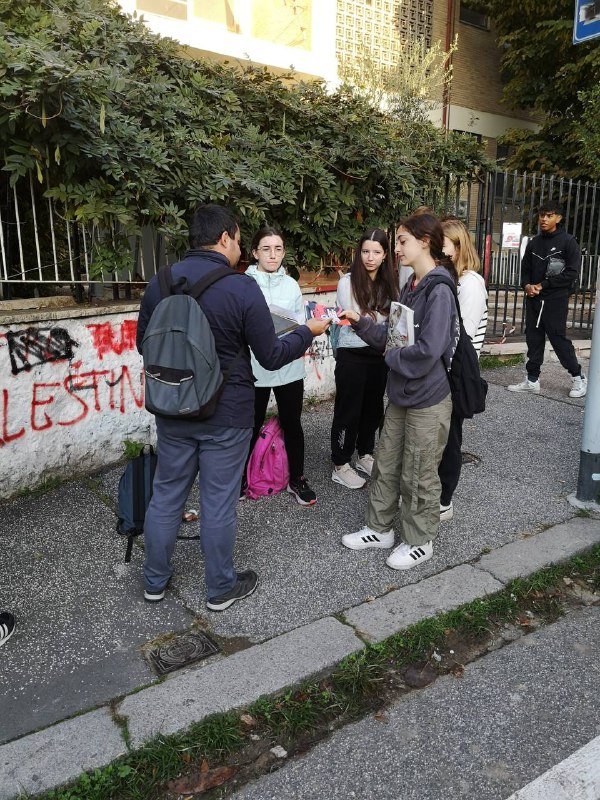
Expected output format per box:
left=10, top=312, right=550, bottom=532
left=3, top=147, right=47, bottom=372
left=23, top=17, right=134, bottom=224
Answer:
left=136, top=250, right=313, bottom=428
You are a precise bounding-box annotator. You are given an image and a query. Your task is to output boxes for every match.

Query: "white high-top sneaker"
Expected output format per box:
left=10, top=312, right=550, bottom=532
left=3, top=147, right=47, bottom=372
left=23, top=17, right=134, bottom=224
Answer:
left=569, top=374, right=587, bottom=398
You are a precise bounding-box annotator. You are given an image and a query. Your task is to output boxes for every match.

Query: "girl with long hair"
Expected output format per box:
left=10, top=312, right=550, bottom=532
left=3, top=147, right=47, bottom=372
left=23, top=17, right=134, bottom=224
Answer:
left=437, top=218, right=488, bottom=521
left=330, top=228, right=399, bottom=489
left=340, top=213, right=458, bottom=570
left=243, top=224, right=316, bottom=505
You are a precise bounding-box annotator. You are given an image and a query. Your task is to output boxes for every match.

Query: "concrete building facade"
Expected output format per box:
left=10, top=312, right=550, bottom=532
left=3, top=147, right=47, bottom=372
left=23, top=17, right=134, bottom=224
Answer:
left=117, top=0, right=539, bottom=157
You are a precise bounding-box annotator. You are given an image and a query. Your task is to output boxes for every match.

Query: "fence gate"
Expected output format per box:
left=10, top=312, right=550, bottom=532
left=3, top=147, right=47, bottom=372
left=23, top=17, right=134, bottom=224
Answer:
left=435, top=170, right=598, bottom=340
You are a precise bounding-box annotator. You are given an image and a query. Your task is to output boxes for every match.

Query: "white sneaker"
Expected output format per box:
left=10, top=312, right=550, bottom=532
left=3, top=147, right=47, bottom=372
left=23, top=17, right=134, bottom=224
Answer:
left=386, top=541, right=433, bottom=570
left=332, top=463, right=366, bottom=489
left=355, top=454, right=375, bottom=477
left=507, top=378, right=540, bottom=394
left=342, top=526, right=394, bottom=550
left=440, top=502, right=453, bottom=522
left=569, top=374, right=587, bottom=398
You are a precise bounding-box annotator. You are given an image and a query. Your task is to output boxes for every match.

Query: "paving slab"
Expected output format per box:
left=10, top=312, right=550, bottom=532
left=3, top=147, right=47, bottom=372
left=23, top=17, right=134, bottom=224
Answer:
left=475, top=517, right=600, bottom=583
left=0, top=709, right=125, bottom=800
left=120, top=616, right=363, bottom=748
left=343, top=564, right=504, bottom=642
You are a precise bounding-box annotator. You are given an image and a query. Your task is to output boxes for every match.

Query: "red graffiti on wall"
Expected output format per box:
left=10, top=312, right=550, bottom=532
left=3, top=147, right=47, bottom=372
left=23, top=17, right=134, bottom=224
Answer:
left=0, top=365, right=145, bottom=447
left=87, top=320, right=138, bottom=360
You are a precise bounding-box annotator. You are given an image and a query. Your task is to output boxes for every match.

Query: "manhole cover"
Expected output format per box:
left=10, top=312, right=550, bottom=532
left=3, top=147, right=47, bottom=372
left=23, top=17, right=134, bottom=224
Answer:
left=461, top=451, right=481, bottom=466
left=146, top=631, right=219, bottom=676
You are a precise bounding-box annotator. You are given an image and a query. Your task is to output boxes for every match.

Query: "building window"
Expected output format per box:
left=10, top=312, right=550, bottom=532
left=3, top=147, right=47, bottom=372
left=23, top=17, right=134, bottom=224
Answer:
left=459, top=2, right=490, bottom=30
left=251, top=0, right=312, bottom=50
left=136, top=0, right=187, bottom=21
left=454, top=130, right=482, bottom=144
left=193, top=0, right=239, bottom=32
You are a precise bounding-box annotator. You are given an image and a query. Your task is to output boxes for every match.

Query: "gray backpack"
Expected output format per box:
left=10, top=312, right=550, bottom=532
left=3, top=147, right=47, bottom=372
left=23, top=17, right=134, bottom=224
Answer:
left=142, top=265, right=243, bottom=419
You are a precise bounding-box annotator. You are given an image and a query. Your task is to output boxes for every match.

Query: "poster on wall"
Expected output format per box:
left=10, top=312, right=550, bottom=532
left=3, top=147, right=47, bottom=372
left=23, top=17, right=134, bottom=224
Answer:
left=502, top=222, right=522, bottom=249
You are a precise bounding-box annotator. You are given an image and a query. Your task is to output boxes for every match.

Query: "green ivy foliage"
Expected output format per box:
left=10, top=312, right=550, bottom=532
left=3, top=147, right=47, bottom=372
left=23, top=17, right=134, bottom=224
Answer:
left=578, top=84, right=600, bottom=181
left=0, top=0, right=485, bottom=270
left=468, top=0, right=600, bottom=177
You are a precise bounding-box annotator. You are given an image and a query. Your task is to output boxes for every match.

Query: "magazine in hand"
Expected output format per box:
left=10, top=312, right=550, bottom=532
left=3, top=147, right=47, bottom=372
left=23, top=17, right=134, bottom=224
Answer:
left=385, top=302, right=415, bottom=352
left=269, top=304, right=303, bottom=336
left=304, top=301, right=350, bottom=326
left=271, top=313, right=299, bottom=336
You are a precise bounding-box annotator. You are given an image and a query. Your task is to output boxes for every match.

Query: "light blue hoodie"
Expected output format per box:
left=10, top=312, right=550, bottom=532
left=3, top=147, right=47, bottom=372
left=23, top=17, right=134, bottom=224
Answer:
left=245, top=264, right=306, bottom=388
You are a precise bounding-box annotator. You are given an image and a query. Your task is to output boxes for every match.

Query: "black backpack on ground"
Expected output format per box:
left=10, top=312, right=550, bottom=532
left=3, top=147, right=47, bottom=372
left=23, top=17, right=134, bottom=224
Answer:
left=141, top=265, right=244, bottom=420
left=116, top=445, right=157, bottom=563
left=425, top=276, right=488, bottom=419
left=115, top=445, right=200, bottom=562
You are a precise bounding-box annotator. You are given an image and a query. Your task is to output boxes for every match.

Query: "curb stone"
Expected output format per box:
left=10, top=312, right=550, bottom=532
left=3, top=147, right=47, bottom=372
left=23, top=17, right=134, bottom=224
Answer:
left=119, top=616, right=363, bottom=748
left=0, top=709, right=126, bottom=800
left=473, top=518, right=600, bottom=583
left=343, top=564, right=504, bottom=643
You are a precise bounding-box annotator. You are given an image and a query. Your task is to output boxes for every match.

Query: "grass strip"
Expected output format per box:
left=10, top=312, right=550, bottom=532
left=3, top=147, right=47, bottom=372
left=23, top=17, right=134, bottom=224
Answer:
left=479, top=354, right=524, bottom=369
left=27, top=544, right=600, bottom=800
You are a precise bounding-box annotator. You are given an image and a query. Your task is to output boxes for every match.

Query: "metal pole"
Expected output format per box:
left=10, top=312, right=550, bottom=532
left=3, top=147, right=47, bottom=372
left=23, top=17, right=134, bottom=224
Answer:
left=575, top=282, right=600, bottom=503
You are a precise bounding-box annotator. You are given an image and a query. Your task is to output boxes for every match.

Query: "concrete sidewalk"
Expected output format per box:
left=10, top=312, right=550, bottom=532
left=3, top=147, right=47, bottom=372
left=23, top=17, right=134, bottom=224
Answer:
left=1, top=358, right=598, bottom=799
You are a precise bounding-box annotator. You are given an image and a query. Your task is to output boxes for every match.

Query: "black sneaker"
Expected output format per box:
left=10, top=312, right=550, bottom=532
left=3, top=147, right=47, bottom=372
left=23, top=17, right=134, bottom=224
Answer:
left=206, top=570, right=258, bottom=612
left=287, top=476, right=317, bottom=506
left=0, top=612, right=15, bottom=647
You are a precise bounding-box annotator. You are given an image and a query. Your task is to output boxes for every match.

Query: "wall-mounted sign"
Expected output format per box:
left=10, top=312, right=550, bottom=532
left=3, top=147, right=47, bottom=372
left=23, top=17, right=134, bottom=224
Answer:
left=502, top=222, right=522, bottom=249
left=574, top=0, right=600, bottom=43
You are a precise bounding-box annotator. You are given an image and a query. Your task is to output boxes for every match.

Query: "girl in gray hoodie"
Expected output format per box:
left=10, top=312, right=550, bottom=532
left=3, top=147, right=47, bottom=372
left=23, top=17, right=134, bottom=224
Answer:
left=340, top=213, right=458, bottom=571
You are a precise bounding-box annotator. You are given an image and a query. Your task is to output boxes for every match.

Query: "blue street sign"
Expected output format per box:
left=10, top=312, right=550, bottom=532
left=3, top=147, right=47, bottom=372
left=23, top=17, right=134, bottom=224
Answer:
left=574, top=0, right=600, bottom=44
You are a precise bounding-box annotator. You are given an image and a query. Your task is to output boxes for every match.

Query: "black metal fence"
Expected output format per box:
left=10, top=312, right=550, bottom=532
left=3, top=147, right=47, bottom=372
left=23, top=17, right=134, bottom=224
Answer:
left=431, top=170, right=598, bottom=339
left=2, top=167, right=598, bottom=338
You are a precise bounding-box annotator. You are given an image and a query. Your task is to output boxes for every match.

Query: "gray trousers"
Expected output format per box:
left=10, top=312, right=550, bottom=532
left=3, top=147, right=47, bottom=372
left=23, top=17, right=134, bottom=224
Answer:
left=366, top=395, right=452, bottom=546
left=143, top=418, right=252, bottom=599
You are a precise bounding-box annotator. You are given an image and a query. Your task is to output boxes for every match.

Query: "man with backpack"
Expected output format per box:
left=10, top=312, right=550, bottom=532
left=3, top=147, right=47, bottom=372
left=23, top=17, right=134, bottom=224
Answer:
left=508, top=201, right=587, bottom=398
left=136, top=204, right=330, bottom=611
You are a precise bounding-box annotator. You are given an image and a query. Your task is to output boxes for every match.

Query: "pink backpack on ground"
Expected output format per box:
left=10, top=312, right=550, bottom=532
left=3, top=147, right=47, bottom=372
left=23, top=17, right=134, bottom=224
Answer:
left=245, top=416, right=289, bottom=500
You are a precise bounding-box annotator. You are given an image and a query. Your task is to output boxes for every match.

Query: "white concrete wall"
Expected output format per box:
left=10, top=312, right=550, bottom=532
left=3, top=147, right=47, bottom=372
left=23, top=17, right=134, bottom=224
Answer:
left=0, top=296, right=337, bottom=499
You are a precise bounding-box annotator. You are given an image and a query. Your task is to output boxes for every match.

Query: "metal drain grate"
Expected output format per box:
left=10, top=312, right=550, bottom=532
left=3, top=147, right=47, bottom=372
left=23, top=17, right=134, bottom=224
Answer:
left=146, top=631, right=219, bottom=676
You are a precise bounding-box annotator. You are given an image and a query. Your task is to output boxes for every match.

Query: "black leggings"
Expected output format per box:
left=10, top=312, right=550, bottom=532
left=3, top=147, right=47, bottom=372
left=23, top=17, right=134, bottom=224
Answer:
left=330, top=350, right=388, bottom=466
left=247, top=380, right=305, bottom=481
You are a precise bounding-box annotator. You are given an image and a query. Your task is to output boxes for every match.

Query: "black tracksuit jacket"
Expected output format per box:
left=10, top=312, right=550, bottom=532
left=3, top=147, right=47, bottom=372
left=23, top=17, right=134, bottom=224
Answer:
left=520, top=227, right=581, bottom=300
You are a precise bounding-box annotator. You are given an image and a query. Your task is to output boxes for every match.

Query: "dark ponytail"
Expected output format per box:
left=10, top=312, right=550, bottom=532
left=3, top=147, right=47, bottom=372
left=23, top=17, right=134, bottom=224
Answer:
left=399, top=212, right=458, bottom=284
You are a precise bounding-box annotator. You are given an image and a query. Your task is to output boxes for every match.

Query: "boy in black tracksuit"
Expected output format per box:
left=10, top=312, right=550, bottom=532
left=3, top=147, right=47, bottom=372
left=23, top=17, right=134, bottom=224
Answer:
left=508, top=201, right=587, bottom=398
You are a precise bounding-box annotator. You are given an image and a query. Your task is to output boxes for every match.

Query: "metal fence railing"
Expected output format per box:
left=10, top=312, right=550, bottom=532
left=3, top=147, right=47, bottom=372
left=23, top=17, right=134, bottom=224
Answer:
left=431, top=170, right=598, bottom=338
left=1, top=169, right=598, bottom=339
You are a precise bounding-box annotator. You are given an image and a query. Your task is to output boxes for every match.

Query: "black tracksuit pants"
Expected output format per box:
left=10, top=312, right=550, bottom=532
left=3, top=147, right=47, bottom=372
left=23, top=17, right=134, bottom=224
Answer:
left=524, top=295, right=581, bottom=381
left=330, top=349, right=389, bottom=466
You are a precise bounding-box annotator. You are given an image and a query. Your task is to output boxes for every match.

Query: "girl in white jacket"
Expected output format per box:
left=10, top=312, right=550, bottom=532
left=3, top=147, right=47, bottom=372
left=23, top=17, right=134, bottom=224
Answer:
left=243, top=225, right=316, bottom=506
left=438, top=218, right=488, bottom=521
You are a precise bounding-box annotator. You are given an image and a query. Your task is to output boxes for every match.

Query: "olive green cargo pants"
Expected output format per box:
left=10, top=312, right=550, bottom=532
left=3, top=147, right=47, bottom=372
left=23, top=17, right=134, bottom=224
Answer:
left=365, top=395, right=452, bottom=546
